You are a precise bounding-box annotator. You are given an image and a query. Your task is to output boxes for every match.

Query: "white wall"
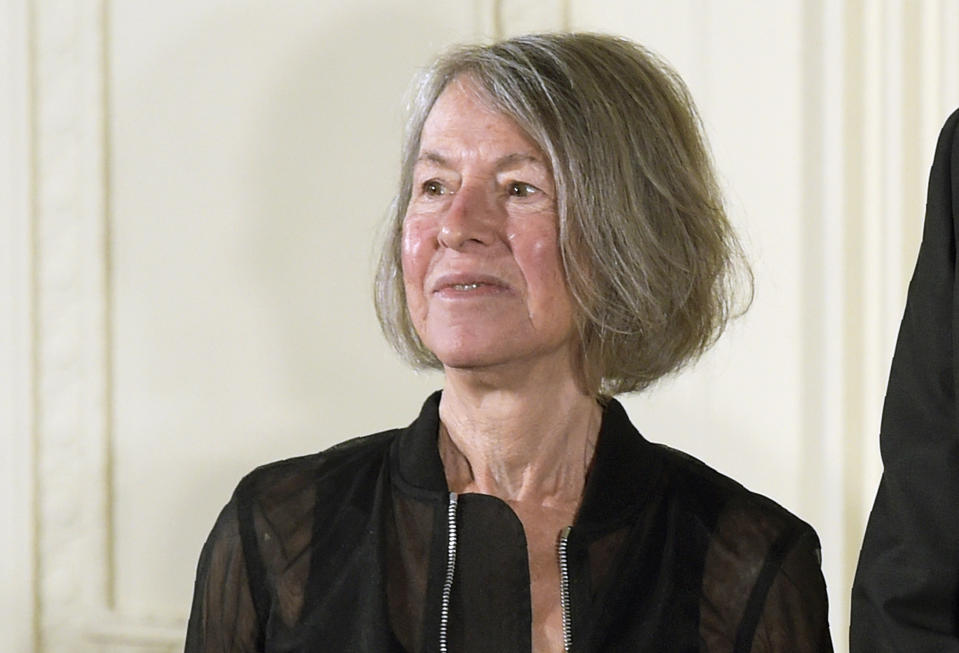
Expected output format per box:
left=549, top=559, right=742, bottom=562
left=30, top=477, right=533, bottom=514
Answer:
left=4, top=1, right=958, bottom=652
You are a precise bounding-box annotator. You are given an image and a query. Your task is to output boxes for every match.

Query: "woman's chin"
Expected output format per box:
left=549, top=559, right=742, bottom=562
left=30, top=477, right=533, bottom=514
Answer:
left=435, top=349, right=510, bottom=372
left=433, top=345, right=577, bottom=381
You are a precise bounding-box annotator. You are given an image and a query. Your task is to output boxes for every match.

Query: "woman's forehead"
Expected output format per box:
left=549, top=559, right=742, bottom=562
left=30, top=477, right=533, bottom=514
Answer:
left=422, top=78, right=506, bottom=135
left=418, top=77, right=552, bottom=170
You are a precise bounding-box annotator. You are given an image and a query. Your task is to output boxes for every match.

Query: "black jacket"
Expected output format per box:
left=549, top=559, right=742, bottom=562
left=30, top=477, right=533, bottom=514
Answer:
left=186, top=392, right=832, bottom=652
left=851, top=109, right=959, bottom=651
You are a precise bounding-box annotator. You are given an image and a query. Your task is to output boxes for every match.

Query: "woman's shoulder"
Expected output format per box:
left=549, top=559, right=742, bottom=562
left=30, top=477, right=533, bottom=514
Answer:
left=651, top=441, right=818, bottom=541
left=233, top=428, right=400, bottom=511
left=649, top=443, right=830, bottom=649
left=201, top=429, right=401, bottom=583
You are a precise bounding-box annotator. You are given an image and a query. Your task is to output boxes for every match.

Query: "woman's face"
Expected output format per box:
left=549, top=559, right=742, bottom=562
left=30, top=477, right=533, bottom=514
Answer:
left=401, top=78, right=578, bottom=374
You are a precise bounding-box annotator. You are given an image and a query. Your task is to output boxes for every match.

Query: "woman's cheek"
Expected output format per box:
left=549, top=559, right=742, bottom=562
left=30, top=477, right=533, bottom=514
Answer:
left=510, top=224, right=562, bottom=265
left=401, top=218, right=433, bottom=276
left=400, top=218, right=438, bottom=324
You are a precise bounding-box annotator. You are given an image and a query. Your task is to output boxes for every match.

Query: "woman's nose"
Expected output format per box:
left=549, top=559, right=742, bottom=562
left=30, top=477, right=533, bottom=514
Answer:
left=437, top=183, right=497, bottom=250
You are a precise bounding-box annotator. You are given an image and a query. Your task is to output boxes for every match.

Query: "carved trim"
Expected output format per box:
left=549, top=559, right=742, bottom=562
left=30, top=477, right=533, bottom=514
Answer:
left=32, top=1, right=112, bottom=651
left=30, top=2, right=189, bottom=650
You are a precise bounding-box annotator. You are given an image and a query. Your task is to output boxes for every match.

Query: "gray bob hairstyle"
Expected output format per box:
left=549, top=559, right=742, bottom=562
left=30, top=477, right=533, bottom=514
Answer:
left=374, top=32, right=752, bottom=395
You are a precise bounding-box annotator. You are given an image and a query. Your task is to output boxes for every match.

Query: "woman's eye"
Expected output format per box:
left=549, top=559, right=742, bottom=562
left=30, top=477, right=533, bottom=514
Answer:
left=508, top=182, right=537, bottom=197
left=422, top=180, right=445, bottom=196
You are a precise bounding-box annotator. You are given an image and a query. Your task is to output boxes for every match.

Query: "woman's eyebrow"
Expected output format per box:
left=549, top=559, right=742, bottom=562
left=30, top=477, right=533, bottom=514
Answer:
left=415, top=150, right=449, bottom=167
left=415, top=150, right=547, bottom=171
left=494, top=152, right=548, bottom=172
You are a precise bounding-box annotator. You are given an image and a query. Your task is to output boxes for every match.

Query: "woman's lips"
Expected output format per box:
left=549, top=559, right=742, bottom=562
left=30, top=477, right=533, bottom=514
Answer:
left=431, top=273, right=511, bottom=298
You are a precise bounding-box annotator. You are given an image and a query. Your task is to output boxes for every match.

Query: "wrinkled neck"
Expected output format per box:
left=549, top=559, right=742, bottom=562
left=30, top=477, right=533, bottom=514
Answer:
left=437, top=372, right=601, bottom=504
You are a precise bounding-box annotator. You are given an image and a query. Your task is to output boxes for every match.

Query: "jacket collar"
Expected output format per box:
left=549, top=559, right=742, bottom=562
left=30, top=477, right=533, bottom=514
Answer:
left=390, top=391, right=663, bottom=533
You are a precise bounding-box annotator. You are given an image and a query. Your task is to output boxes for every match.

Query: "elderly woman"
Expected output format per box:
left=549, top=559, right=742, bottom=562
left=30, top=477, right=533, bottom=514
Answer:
left=186, top=33, right=831, bottom=652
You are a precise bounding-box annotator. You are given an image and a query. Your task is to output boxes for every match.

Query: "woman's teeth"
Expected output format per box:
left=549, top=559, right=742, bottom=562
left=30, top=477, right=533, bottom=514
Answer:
left=453, top=283, right=481, bottom=290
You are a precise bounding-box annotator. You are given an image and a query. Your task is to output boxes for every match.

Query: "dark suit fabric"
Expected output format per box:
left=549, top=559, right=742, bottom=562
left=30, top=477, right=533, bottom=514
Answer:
left=851, top=108, right=959, bottom=651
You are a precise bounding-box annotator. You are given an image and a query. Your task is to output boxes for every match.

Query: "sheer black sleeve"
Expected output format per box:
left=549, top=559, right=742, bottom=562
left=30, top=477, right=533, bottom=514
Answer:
left=185, top=457, right=324, bottom=653
left=700, top=495, right=832, bottom=652
left=184, top=495, right=262, bottom=653
left=749, top=527, right=832, bottom=652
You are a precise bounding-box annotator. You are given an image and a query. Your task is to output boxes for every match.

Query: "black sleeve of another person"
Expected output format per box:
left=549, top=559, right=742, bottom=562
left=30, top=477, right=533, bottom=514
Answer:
left=850, top=108, right=959, bottom=652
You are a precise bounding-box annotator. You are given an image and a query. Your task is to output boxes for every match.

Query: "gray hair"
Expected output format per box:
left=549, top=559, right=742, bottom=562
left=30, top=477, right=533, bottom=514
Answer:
left=374, top=32, right=752, bottom=395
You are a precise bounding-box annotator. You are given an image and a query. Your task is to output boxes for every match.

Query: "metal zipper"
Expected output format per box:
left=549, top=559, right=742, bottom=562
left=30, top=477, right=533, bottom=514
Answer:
left=558, top=525, right=573, bottom=652
left=438, top=499, right=574, bottom=652
left=439, top=492, right=458, bottom=653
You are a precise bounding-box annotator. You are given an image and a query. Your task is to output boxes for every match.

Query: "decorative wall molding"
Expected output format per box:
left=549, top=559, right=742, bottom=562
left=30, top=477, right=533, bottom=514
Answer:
left=32, top=0, right=112, bottom=651
left=31, top=0, right=189, bottom=647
